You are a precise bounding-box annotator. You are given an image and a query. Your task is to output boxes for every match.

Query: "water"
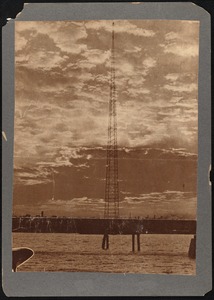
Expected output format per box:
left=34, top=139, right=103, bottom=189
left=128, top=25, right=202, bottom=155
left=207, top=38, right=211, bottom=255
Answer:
left=12, top=233, right=195, bottom=274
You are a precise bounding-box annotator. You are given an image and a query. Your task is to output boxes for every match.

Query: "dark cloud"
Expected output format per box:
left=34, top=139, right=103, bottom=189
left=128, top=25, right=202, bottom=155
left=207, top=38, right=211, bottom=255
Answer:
left=13, top=147, right=197, bottom=217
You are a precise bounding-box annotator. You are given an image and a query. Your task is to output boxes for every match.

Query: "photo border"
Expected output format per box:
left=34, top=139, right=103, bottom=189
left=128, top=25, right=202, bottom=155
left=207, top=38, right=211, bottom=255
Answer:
left=2, top=2, right=211, bottom=296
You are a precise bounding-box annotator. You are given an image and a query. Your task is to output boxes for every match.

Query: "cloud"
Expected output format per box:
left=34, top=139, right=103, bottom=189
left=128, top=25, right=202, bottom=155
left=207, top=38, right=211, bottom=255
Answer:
left=17, top=49, right=67, bottom=71
left=163, top=21, right=199, bottom=58
left=163, top=43, right=199, bottom=57
left=47, top=196, right=104, bottom=206
left=15, top=32, right=28, bottom=52
left=163, top=83, right=197, bottom=93
left=16, top=21, right=88, bottom=53
left=143, top=57, right=156, bottom=69
left=13, top=19, right=199, bottom=220
left=14, top=19, right=199, bottom=175
left=164, top=73, right=180, bottom=81
left=85, top=20, right=155, bottom=37
left=14, top=165, right=54, bottom=185
left=165, top=31, right=179, bottom=41
left=82, top=49, right=111, bottom=65
left=13, top=146, right=197, bottom=218
left=15, top=33, right=68, bottom=70
left=116, top=60, right=134, bottom=76
left=15, top=22, right=88, bottom=72
left=124, top=46, right=142, bottom=53
left=121, top=191, right=197, bottom=218
left=125, top=87, right=150, bottom=98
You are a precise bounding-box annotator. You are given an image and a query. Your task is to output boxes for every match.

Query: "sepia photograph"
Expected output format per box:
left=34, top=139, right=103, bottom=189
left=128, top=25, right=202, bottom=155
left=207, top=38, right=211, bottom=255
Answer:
left=12, top=19, right=199, bottom=274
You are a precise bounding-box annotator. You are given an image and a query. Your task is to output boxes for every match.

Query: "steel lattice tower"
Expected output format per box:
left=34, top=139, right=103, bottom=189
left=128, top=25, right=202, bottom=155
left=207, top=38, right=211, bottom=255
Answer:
left=104, top=22, right=119, bottom=219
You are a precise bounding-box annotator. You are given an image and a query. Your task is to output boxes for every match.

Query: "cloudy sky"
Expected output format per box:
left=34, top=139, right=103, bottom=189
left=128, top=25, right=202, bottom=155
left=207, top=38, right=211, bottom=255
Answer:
left=13, top=20, right=199, bottom=218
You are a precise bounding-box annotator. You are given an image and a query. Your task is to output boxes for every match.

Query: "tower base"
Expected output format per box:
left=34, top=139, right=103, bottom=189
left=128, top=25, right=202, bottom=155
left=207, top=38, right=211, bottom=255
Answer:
left=188, top=235, right=196, bottom=259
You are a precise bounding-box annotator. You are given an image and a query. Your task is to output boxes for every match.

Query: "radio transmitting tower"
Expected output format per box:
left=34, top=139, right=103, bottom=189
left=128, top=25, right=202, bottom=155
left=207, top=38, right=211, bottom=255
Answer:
left=104, top=22, right=119, bottom=219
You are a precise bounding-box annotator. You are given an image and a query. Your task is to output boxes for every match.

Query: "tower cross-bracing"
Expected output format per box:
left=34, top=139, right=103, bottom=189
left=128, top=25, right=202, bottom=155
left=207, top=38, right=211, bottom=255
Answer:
left=104, top=22, right=119, bottom=219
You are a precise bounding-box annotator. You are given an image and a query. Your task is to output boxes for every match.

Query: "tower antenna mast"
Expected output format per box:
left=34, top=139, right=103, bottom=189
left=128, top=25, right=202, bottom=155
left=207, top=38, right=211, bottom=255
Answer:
left=104, top=22, right=119, bottom=219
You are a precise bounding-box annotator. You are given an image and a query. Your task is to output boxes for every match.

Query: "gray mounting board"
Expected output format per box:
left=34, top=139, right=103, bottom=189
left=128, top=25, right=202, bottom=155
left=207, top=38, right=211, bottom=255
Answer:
left=2, top=2, right=211, bottom=296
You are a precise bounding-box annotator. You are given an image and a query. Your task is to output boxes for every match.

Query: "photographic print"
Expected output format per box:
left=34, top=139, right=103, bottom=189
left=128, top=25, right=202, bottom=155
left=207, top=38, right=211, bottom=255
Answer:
left=12, top=19, right=199, bottom=274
